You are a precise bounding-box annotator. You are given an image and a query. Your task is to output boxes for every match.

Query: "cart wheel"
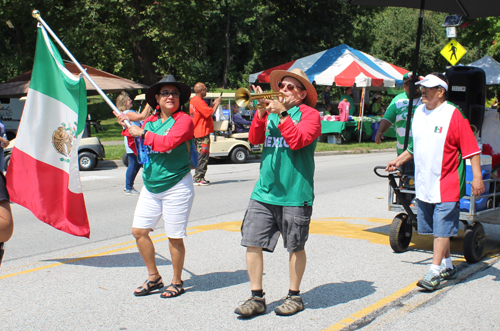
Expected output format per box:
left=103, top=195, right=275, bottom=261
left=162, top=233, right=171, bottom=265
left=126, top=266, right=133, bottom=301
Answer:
left=486, top=198, right=493, bottom=209
left=389, top=213, right=412, bottom=253
left=463, top=222, right=485, bottom=264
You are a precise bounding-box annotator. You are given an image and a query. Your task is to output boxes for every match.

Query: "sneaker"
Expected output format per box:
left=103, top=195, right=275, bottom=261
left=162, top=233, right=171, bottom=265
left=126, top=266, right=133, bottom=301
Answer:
left=274, top=295, right=304, bottom=316
left=440, top=262, right=457, bottom=280
left=417, top=270, right=441, bottom=291
left=193, top=179, right=210, bottom=186
left=234, top=295, right=266, bottom=317
left=124, top=188, right=140, bottom=195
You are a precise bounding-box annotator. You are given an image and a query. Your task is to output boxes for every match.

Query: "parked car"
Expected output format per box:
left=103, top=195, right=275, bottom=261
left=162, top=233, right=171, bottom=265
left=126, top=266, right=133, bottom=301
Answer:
left=4, top=135, right=105, bottom=172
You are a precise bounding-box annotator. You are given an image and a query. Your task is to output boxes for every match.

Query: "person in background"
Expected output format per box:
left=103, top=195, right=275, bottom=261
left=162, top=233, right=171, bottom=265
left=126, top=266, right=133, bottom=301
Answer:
left=375, top=72, right=423, bottom=155
left=234, top=68, right=321, bottom=317
left=386, top=73, right=484, bottom=291
left=116, top=92, right=151, bottom=195
left=232, top=103, right=251, bottom=133
left=338, top=98, right=350, bottom=122
left=117, top=75, right=195, bottom=298
left=189, top=83, right=222, bottom=186
left=368, top=92, right=384, bottom=116
left=339, top=86, right=355, bottom=115
left=322, top=86, right=331, bottom=110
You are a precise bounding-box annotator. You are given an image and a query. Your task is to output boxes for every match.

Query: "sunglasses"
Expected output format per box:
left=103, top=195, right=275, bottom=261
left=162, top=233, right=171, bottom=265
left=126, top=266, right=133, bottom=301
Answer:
left=278, top=81, right=304, bottom=91
left=159, top=90, right=180, bottom=98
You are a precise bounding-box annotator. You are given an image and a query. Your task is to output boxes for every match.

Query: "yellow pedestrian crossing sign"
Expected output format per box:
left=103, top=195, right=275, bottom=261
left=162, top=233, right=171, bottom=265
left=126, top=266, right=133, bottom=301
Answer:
left=440, top=39, right=466, bottom=66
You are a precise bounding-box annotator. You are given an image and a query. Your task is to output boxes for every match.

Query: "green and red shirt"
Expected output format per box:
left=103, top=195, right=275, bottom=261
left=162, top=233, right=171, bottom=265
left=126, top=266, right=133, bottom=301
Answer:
left=124, top=111, right=194, bottom=194
left=249, top=104, right=321, bottom=206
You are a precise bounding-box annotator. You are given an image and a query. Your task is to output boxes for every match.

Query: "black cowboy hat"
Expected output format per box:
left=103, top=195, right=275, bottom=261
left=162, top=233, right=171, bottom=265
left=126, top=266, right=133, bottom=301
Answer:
left=146, top=75, right=191, bottom=109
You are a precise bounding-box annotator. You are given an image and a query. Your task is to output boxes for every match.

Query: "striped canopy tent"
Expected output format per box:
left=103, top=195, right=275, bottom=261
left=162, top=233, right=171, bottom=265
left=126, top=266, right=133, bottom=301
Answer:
left=249, top=44, right=408, bottom=88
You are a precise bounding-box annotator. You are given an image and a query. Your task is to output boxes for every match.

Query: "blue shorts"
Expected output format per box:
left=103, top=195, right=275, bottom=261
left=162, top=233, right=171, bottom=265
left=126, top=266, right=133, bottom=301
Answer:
left=417, top=200, right=460, bottom=237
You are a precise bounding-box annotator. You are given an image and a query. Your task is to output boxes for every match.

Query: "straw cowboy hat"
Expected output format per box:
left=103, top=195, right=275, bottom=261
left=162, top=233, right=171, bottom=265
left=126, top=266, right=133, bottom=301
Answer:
left=146, top=75, right=191, bottom=109
left=269, top=68, right=318, bottom=108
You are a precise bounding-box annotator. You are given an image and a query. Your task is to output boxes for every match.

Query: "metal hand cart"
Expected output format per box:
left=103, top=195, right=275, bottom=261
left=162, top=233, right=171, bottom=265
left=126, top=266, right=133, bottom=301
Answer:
left=374, top=166, right=500, bottom=263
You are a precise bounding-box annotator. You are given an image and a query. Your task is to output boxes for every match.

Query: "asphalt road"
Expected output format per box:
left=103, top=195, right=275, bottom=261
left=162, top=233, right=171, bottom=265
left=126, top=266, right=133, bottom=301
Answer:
left=1, top=152, right=500, bottom=330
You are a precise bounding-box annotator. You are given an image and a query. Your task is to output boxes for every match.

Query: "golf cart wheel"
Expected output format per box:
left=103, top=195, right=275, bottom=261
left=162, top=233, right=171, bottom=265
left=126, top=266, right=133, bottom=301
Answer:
left=79, top=152, right=97, bottom=171
left=122, top=152, right=129, bottom=167
left=4, top=154, right=10, bottom=172
left=230, top=147, right=248, bottom=164
left=389, top=213, right=412, bottom=253
left=463, top=222, right=485, bottom=264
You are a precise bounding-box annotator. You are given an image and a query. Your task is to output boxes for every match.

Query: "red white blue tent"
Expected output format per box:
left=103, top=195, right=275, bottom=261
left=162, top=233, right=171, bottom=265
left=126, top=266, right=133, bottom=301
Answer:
left=249, top=44, right=408, bottom=88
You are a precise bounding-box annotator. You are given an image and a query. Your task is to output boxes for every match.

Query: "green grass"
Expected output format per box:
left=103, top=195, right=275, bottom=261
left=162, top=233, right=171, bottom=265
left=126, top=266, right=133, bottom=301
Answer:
left=104, top=144, right=126, bottom=161
left=92, top=117, right=127, bottom=141
left=316, top=140, right=396, bottom=152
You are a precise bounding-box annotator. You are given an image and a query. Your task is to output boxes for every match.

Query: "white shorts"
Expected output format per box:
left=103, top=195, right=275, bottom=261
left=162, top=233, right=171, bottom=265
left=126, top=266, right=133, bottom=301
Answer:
left=132, top=173, right=194, bottom=238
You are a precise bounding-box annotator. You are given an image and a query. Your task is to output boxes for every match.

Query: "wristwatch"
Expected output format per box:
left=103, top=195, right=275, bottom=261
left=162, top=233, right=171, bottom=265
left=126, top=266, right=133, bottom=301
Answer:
left=279, top=110, right=289, bottom=118
left=141, top=129, right=148, bottom=139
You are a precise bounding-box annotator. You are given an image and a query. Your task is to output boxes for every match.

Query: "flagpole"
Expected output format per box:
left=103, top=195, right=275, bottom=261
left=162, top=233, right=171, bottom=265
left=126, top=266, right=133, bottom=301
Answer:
left=31, top=10, right=131, bottom=127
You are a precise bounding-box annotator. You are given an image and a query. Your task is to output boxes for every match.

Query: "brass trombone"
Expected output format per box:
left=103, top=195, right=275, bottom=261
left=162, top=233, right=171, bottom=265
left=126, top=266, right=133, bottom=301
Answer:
left=235, top=88, right=285, bottom=110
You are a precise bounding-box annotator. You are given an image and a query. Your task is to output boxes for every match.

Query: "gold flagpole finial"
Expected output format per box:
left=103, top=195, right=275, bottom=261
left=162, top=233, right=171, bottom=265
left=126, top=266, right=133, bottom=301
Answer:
left=32, top=10, right=40, bottom=19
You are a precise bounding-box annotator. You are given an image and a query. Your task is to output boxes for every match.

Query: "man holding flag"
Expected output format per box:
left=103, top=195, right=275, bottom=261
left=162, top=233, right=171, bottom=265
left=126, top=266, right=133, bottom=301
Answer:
left=6, top=23, right=90, bottom=238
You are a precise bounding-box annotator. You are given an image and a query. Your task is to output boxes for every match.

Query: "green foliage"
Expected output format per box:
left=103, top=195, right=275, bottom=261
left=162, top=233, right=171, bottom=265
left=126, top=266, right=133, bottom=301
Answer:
left=0, top=0, right=499, bottom=94
left=368, top=8, right=450, bottom=75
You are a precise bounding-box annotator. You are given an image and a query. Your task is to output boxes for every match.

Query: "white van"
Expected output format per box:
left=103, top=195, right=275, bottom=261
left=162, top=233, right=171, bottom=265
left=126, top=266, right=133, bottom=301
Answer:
left=0, top=97, right=25, bottom=140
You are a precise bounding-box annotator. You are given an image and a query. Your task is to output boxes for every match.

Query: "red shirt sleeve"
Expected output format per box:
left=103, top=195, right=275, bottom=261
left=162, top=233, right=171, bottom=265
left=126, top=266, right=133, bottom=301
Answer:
left=249, top=112, right=268, bottom=145
left=451, top=109, right=480, bottom=159
left=278, top=104, right=321, bottom=150
left=143, top=112, right=194, bottom=152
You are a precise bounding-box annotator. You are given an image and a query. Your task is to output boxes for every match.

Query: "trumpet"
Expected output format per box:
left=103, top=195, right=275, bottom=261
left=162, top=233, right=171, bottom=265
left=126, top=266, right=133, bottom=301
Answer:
left=235, top=88, right=285, bottom=110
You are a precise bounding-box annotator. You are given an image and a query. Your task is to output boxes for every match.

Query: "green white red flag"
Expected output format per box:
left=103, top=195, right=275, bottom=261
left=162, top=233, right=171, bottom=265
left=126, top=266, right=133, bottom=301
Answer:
left=6, top=24, right=90, bottom=237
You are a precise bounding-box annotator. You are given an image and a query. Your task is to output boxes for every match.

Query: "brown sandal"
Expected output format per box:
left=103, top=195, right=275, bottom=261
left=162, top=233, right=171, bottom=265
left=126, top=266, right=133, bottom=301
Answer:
left=160, top=281, right=185, bottom=298
left=134, top=274, right=164, bottom=296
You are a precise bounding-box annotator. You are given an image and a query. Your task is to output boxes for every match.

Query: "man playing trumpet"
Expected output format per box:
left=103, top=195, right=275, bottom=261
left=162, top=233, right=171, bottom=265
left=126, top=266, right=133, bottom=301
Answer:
left=235, top=68, right=321, bottom=317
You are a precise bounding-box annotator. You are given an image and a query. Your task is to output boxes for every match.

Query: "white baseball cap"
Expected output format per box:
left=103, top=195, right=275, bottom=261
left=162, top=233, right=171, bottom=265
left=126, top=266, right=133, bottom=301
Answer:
left=415, top=74, right=448, bottom=91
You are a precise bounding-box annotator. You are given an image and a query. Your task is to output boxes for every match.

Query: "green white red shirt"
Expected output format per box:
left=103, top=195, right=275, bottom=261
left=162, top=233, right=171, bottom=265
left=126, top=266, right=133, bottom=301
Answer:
left=383, top=92, right=422, bottom=155
left=408, top=101, right=480, bottom=203
left=249, top=104, right=321, bottom=206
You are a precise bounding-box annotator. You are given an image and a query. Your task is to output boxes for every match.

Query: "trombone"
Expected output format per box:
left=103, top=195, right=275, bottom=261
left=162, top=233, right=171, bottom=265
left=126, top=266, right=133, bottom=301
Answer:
left=235, top=88, right=285, bottom=110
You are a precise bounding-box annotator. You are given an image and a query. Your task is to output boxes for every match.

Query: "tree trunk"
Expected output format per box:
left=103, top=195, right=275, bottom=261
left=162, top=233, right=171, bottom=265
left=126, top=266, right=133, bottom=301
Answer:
left=123, top=1, right=158, bottom=86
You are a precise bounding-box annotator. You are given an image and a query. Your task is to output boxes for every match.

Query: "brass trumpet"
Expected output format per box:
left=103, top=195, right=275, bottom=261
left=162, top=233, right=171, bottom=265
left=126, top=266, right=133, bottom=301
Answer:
left=235, top=88, right=285, bottom=110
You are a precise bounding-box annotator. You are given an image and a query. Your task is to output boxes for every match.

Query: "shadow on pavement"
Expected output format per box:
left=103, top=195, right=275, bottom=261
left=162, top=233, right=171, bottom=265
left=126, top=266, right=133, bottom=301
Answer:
left=266, top=280, right=376, bottom=311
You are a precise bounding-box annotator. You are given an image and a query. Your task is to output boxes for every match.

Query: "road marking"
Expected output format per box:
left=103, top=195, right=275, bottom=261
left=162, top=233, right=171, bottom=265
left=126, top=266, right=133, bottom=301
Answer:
left=3, top=216, right=498, bottom=330
left=324, top=281, right=418, bottom=331
left=0, top=217, right=473, bottom=278
left=80, top=175, right=114, bottom=181
left=324, top=251, right=500, bottom=330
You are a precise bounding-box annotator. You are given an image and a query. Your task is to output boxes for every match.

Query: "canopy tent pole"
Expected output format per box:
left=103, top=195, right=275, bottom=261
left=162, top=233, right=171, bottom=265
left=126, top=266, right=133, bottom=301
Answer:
left=32, top=10, right=131, bottom=128
left=358, top=87, right=366, bottom=143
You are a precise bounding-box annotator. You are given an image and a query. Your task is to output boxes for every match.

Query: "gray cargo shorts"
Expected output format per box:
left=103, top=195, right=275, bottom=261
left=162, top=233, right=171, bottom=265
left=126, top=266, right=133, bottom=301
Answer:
left=240, top=199, right=312, bottom=253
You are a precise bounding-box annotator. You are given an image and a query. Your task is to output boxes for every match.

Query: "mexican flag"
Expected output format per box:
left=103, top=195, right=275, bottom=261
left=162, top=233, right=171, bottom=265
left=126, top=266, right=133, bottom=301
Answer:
left=6, top=24, right=90, bottom=238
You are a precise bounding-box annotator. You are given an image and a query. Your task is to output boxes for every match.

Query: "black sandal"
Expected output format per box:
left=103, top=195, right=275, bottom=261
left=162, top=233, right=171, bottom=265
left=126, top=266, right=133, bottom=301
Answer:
left=0, top=242, right=4, bottom=267
left=160, top=281, right=185, bottom=298
left=134, top=274, right=164, bottom=297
